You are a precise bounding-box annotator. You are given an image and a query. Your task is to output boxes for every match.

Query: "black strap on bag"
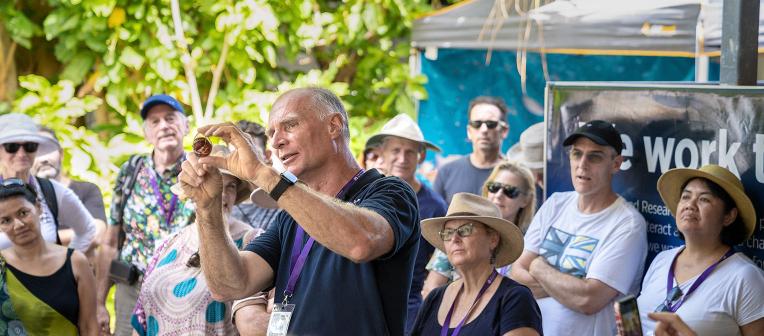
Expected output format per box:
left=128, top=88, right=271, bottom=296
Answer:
left=37, top=177, right=62, bottom=245
left=115, top=154, right=145, bottom=250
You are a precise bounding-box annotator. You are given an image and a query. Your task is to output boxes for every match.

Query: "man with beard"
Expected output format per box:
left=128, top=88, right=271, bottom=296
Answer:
left=32, top=127, right=107, bottom=247
left=433, top=96, right=510, bottom=204
left=96, top=95, right=196, bottom=335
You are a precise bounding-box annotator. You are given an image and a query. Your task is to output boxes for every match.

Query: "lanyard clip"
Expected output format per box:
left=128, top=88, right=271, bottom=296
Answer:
left=282, top=290, right=293, bottom=306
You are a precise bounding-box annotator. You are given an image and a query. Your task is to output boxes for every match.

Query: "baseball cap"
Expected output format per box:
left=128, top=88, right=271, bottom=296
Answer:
left=140, top=94, right=185, bottom=120
left=562, top=120, right=623, bottom=153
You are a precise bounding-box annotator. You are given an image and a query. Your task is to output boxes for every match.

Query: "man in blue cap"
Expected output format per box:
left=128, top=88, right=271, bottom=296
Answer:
left=96, top=95, right=196, bottom=335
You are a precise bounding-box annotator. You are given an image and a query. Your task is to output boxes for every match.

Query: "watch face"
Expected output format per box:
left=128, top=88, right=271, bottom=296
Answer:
left=282, top=170, right=298, bottom=183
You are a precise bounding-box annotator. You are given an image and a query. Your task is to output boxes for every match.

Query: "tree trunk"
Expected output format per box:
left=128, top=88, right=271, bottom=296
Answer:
left=0, top=24, right=18, bottom=103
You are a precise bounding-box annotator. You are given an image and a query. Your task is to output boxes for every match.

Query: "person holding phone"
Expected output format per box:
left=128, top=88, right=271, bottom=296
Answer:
left=636, top=165, right=764, bottom=336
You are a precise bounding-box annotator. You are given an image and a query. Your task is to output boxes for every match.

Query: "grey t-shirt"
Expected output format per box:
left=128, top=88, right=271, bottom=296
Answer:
left=433, top=155, right=494, bottom=204
left=68, top=180, right=107, bottom=223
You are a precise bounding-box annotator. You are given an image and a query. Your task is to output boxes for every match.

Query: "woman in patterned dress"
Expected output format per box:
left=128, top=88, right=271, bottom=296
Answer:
left=131, top=146, right=259, bottom=336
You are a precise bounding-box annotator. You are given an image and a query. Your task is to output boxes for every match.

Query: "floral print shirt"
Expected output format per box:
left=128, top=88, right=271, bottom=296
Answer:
left=109, top=154, right=195, bottom=272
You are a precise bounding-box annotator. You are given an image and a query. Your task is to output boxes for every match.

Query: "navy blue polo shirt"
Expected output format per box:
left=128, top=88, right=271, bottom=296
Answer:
left=246, top=171, right=420, bottom=335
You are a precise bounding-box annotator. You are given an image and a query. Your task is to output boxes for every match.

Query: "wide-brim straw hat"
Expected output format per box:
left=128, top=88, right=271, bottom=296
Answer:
left=507, top=122, right=544, bottom=169
left=657, top=164, right=756, bottom=240
left=171, top=145, right=253, bottom=204
left=365, top=114, right=441, bottom=153
left=0, top=113, right=59, bottom=156
left=421, top=193, right=524, bottom=267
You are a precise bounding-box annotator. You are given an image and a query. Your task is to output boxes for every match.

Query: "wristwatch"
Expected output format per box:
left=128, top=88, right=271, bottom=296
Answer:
left=269, top=170, right=298, bottom=202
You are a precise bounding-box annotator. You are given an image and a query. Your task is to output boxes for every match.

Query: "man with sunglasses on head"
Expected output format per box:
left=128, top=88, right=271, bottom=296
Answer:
left=433, top=96, right=510, bottom=205
left=510, top=120, right=647, bottom=336
left=366, top=114, right=448, bottom=335
left=96, top=95, right=196, bottom=336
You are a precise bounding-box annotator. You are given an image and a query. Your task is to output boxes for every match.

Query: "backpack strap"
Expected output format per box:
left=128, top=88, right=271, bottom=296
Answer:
left=116, top=155, right=145, bottom=251
left=37, top=177, right=61, bottom=245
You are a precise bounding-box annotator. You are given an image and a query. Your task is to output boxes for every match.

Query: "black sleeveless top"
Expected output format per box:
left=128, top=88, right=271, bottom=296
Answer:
left=7, top=248, right=79, bottom=325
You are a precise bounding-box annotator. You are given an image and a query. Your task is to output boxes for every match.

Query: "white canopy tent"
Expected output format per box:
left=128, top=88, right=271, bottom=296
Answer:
left=412, top=0, right=764, bottom=56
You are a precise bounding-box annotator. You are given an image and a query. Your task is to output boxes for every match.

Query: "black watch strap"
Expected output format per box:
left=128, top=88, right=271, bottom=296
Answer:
left=270, top=171, right=297, bottom=201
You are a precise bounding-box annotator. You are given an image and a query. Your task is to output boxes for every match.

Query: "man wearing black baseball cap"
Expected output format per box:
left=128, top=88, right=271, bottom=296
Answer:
left=96, top=94, right=195, bottom=335
left=511, top=120, right=647, bottom=336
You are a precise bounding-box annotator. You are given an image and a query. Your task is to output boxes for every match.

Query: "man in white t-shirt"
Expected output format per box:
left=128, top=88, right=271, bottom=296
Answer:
left=511, top=120, right=647, bottom=336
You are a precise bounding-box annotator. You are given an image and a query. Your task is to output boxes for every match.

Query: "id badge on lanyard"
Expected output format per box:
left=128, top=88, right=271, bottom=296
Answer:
left=267, top=303, right=295, bottom=336
left=266, top=169, right=365, bottom=335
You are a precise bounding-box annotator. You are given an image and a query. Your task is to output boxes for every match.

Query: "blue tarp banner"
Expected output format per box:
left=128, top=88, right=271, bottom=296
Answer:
left=546, top=82, right=764, bottom=270
left=417, top=49, right=712, bottom=175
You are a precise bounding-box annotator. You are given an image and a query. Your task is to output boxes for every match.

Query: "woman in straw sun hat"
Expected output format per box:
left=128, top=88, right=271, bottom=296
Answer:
left=411, top=193, right=542, bottom=336
left=636, top=164, right=764, bottom=336
left=422, top=161, right=537, bottom=298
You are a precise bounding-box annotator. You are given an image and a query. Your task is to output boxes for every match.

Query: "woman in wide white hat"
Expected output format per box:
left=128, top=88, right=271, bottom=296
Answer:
left=411, top=193, right=541, bottom=336
left=0, top=113, right=96, bottom=253
left=636, top=164, right=764, bottom=336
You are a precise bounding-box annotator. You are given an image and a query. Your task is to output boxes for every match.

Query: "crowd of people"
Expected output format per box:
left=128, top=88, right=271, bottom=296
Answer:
left=0, top=88, right=762, bottom=336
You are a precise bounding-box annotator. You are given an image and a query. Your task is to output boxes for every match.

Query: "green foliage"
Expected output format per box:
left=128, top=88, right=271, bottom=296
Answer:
left=1, top=0, right=433, bottom=203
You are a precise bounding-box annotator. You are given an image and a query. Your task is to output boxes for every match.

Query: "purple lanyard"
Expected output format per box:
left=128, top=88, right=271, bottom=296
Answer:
left=497, top=266, right=509, bottom=276
left=283, top=169, right=365, bottom=302
left=441, top=271, right=499, bottom=336
left=148, top=171, right=179, bottom=227
left=665, top=247, right=735, bottom=312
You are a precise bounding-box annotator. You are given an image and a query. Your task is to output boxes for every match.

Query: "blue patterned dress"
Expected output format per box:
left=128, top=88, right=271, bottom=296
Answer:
left=131, top=219, right=256, bottom=335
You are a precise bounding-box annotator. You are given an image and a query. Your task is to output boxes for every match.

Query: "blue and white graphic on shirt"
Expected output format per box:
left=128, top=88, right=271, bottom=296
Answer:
left=539, top=227, right=599, bottom=278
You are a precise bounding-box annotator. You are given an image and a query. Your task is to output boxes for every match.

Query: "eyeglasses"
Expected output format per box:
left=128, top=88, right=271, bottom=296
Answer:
left=654, top=286, right=683, bottom=312
left=439, top=223, right=476, bottom=241
left=2, top=142, right=39, bottom=154
left=568, top=148, right=611, bottom=164
left=468, top=120, right=505, bottom=130
left=186, top=251, right=201, bottom=268
left=486, top=182, right=524, bottom=199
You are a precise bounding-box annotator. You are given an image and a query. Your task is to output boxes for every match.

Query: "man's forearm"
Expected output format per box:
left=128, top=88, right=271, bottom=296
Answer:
left=197, top=203, right=252, bottom=299
left=510, top=264, right=549, bottom=298
left=275, top=183, right=394, bottom=263
left=530, top=258, right=606, bottom=315
left=95, top=244, right=116, bottom=304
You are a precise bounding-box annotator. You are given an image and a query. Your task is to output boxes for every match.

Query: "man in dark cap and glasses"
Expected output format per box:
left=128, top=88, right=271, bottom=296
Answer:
left=511, top=120, right=648, bottom=336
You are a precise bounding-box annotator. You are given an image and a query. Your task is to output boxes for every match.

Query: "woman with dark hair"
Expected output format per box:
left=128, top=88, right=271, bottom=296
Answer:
left=637, top=164, right=764, bottom=336
left=0, top=179, right=97, bottom=335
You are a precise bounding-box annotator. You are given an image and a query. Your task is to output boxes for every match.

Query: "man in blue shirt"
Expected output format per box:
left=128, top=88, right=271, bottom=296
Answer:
left=433, top=96, right=510, bottom=204
left=179, top=88, right=420, bottom=335
left=366, top=114, right=448, bottom=334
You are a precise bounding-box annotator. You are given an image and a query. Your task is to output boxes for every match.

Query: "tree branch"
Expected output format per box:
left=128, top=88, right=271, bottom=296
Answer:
left=170, top=0, right=205, bottom=123
left=204, top=32, right=232, bottom=121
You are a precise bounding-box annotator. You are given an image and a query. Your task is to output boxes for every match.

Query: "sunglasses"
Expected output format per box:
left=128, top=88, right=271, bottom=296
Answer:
left=468, top=120, right=505, bottom=130
left=486, top=182, right=524, bottom=199
left=439, top=223, right=476, bottom=241
left=2, top=142, right=39, bottom=154
left=654, top=286, right=683, bottom=312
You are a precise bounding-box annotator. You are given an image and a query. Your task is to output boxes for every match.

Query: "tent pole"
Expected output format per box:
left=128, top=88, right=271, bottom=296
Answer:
left=720, top=0, right=759, bottom=85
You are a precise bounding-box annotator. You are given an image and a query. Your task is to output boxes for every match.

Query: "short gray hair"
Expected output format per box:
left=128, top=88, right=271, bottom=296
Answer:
left=274, top=88, right=351, bottom=142
left=309, top=88, right=350, bottom=142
